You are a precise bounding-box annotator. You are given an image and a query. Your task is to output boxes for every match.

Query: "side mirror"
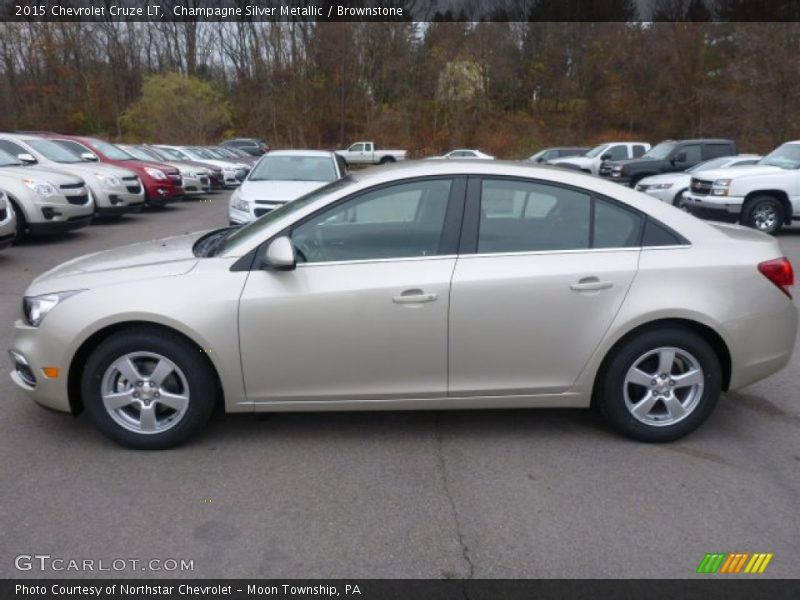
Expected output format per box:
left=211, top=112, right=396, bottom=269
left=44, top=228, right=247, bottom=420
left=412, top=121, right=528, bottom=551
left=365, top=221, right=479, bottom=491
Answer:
left=674, top=152, right=687, bottom=163
left=17, top=153, right=36, bottom=163
left=600, top=153, right=611, bottom=161
left=81, top=152, right=99, bottom=162
left=261, top=236, right=296, bottom=270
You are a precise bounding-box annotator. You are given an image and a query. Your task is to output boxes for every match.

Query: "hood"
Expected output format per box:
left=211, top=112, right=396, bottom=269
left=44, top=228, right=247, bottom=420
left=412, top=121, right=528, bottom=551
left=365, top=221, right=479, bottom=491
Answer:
left=549, top=156, right=592, bottom=168
left=689, top=165, right=782, bottom=181
left=118, top=159, right=180, bottom=176
left=0, top=165, right=84, bottom=185
left=238, top=179, right=327, bottom=202
left=27, top=231, right=205, bottom=296
left=638, top=172, right=690, bottom=186
left=44, top=162, right=137, bottom=179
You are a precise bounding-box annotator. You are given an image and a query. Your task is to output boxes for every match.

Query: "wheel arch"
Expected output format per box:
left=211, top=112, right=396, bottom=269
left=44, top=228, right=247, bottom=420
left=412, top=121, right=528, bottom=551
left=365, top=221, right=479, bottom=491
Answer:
left=591, top=317, right=732, bottom=407
left=67, top=320, right=226, bottom=416
left=744, top=190, right=792, bottom=225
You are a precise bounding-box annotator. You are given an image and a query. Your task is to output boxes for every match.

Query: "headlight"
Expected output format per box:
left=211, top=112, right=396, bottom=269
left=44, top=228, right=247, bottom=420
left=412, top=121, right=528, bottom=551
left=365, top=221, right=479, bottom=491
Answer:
left=22, top=290, right=84, bottom=327
left=144, top=167, right=166, bottom=180
left=611, top=166, right=624, bottom=177
left=23, top=179, right=59, bottom=197
left=230, top=190, right=249, bottom=212
left=711, top=179, right=731, bottom=196
left=648, top=183, right=673, bottom=190
left=95, top=173, right=122, bottom=187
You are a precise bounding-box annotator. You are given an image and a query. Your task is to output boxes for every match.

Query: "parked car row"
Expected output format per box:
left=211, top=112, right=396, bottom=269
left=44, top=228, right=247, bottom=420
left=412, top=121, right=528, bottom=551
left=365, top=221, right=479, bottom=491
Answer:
left=0, top=133, right=258, bottom=247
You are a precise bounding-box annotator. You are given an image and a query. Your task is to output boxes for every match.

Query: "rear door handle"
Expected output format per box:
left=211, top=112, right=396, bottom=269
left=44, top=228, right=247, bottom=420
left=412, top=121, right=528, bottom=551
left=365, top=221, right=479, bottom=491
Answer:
left=570, top=277, right=613, bottom=292
left=393, top=289, right=438, bottom=304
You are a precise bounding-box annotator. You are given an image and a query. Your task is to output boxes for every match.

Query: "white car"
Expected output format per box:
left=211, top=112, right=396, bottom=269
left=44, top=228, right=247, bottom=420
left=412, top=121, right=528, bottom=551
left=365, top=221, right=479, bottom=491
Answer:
left=682, top=142, right=800, bottom=234
left=156, top=145, right=246, bottom=188
left=548, top=142, right=651, bottom=176
left=636, top=155, right=761, bottom=206
left=0, top=135, right=145, bottom=217
left=429, top=149, right=494, bottom=160
left=0, top=191, right=17, bottom=249
left=229, top=150, right=346, bottom=225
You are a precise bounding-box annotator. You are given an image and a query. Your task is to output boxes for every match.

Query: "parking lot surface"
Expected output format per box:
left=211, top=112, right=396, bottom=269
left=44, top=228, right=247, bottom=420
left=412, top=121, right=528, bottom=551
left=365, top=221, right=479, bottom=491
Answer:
left=1, top=193, right=799, bottom=578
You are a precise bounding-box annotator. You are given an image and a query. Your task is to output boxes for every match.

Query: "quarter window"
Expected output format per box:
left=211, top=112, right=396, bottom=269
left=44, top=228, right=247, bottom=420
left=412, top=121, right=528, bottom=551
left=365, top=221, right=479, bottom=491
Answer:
left=291, top=179, right=453, bottom=263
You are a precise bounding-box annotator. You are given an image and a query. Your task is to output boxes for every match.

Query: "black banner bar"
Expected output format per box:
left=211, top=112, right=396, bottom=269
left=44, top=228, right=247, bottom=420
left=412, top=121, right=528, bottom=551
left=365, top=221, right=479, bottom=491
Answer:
left=4, top=0, right=800, bottom=22
left=4, top=579, right=800, bottom=600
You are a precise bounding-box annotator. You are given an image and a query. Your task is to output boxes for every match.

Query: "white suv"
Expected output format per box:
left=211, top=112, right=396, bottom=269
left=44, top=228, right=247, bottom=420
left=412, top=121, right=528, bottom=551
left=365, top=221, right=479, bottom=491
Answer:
left=682, top=142, right=800, bottom=234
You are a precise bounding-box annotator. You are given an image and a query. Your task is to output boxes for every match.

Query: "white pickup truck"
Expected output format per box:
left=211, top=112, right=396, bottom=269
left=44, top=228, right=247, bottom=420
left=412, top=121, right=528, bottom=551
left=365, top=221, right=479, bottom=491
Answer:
left=682, top=141, right=800, bottom=235
left=336, top=142, right=407, bottom=166
left=547, top=141, right=650, bottom=176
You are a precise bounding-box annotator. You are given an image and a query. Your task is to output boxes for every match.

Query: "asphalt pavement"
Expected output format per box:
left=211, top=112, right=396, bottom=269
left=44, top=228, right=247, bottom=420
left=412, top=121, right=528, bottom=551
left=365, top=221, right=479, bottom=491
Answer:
left=1, top=192, right=798, bottom=579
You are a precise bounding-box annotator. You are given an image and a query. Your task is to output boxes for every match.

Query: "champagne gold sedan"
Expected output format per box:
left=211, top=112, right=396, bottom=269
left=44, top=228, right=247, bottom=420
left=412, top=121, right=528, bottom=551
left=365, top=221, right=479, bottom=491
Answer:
left=8, top=161, right=797, bottom=448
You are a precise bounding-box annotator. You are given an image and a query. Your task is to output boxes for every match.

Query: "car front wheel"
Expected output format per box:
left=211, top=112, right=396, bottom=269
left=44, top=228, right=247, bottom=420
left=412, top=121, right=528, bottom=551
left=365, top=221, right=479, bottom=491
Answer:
left=82, top=327, right=218, bottom=449
left=742, top=196, right=783, bottom=235
left=598, top=327, right=721, bottom=442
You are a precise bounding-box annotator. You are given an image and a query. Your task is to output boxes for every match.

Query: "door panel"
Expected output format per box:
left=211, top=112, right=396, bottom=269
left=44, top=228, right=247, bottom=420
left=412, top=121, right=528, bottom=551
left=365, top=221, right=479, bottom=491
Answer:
left=449, top=250, right=639, bottom=396
left=239, top=258, right=455, bottom=402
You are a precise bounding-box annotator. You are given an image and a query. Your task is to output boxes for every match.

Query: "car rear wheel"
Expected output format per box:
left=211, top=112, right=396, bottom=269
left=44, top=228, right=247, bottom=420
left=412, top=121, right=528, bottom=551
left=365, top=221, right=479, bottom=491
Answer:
left=599, top=327, right=721, bottom=442
left=742, top=196, right=783, bottom=235
left=379, top=156, right=395, bottom=164
left=82, top=328, right=217, bottom=449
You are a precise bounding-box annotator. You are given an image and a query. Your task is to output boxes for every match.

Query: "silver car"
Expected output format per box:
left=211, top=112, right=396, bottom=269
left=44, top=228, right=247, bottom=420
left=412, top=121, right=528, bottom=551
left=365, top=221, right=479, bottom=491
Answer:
left=0, top=191, right=16, bottom=249
left=0, top=149, right=94, bottom=238
left=635, top=155, right=761, bottom=206
left=8, top=162, right=797, bottom=449
left=0, top=134, right=145, bottom=217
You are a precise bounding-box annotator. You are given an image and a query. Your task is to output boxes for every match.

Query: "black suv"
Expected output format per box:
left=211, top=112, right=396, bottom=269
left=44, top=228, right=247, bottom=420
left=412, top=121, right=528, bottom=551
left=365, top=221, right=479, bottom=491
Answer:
left=599, top=139, right=737, bottom=187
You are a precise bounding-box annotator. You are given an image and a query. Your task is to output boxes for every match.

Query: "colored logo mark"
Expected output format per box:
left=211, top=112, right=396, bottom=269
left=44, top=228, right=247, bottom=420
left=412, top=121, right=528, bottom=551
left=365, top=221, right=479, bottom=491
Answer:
left=696, top=552, right=773, bottom=574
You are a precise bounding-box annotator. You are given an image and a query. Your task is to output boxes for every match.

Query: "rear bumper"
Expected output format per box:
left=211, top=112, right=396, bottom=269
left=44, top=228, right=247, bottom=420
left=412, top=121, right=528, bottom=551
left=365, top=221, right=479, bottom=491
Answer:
left=726, top=300, right=798, bottom=390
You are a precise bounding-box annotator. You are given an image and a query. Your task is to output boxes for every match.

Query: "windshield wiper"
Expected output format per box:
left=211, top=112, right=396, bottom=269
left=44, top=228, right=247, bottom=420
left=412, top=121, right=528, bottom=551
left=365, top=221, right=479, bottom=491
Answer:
left=193, top=228, right=234, bottom=258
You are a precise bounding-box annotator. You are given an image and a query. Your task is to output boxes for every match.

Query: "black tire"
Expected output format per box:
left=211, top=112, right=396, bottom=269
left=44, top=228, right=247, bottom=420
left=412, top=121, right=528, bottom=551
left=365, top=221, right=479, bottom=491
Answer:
left=598, top=326, right=721, bottom=443
left=673, top=189, right=687, bottom=207
left=9, top=198, right=26, bottom=242
left=379, top=156, right=395, bottom=164
left=741, top=196, right=783, bottom=235
left=81, top=327, right=218, bottom=449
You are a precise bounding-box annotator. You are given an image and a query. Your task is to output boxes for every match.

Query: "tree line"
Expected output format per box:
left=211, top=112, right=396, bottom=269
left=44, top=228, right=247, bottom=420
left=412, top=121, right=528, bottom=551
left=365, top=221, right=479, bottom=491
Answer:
left=0, top=19, right=798, bottom=158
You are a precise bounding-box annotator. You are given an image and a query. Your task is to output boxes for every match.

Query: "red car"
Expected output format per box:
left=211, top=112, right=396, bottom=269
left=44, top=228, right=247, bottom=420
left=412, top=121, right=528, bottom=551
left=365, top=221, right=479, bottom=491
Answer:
left=43, top=134, right=183, bottom=207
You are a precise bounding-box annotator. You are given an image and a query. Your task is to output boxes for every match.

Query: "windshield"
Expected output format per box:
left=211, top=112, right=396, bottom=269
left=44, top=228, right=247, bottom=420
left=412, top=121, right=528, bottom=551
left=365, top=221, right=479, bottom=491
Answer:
left=89, top=139, right=134, bottom=160
left=217, top=176, right=357, bottom=255
left=687, top=157, right=734, bottom=173
left=585, top=144, right=609, bottom=158
left=642, top=142, right=677, bottom=160
left=249, top=155, right=337, bottom=182
left=188, top=148, right=216, bottom=160
left=157, top=147, right=185, bottom=160
left=759, top=144, right=800, bottom=169
left=25, top=138, right=82, bottom=163
left=0, top=148, right=22, bottom=167
left=122, top=146, right=156, bottom=161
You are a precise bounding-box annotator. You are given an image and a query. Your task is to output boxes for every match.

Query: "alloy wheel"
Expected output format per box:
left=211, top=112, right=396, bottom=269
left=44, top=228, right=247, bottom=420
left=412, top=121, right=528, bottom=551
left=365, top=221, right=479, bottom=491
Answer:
left=623, top=346, right=705, bottom=427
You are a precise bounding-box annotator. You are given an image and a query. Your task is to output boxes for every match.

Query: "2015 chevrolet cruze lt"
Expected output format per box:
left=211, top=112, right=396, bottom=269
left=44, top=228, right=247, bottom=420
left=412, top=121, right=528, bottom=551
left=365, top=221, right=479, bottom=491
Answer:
left=8, top=162, right=797, bottom=449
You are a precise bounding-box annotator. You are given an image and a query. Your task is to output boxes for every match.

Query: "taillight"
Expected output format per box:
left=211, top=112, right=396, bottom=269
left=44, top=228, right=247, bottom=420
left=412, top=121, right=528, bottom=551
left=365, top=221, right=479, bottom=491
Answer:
left=758, top=257, right=794, bottom=298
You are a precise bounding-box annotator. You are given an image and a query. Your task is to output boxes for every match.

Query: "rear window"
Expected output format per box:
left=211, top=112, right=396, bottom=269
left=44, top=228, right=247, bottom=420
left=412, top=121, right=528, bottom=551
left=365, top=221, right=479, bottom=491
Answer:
left=705, top=143, right=734, bottom=159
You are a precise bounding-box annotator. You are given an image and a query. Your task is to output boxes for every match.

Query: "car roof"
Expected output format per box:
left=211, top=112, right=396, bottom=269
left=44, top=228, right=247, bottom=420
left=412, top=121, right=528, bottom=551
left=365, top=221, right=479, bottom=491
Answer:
left=265, top=150, right=336, bottom=158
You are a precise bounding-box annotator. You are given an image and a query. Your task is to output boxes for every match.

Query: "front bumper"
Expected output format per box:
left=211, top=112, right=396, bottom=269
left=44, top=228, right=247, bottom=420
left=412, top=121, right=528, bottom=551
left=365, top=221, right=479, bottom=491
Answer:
left=182, top=175, right=211, bottom=195
left=682, top=193, right=743, bottom=221
left=8, top=320, right=72, bottom=413
left=0, top=205, right=15, bottom=248
left=26, top=195, right=95, bottom=233
left=600, top=174, right=632, bottom=186
left=28, top=215, right=93, bottom=234
left=93, top=183, right=146, bottom=212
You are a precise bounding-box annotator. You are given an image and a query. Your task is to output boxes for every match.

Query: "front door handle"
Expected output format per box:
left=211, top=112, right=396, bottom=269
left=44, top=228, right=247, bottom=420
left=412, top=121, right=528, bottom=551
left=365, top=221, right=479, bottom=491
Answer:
left=570, top=277, right=613, bottom=292
left=393, top=289, right=438, bottom=304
